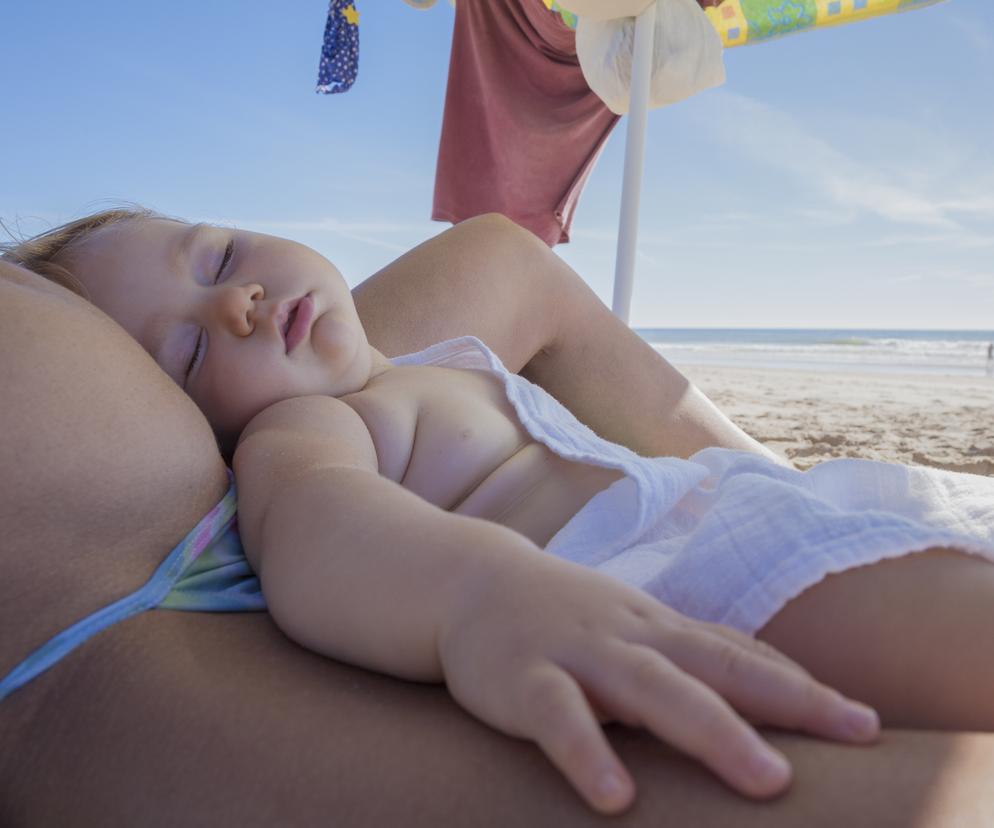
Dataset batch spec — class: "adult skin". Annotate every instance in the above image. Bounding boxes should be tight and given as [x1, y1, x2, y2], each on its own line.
[2, 216, 994, 826]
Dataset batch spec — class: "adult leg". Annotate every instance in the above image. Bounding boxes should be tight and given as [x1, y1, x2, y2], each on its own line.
[354, 214, 778, 461]
[759, 549, 994, 729]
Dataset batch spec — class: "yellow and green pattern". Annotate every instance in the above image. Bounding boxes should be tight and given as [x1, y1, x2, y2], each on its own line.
[541, 0, 944, 48]
[542, 0, 579, 28]
[703, 0, 945, 48]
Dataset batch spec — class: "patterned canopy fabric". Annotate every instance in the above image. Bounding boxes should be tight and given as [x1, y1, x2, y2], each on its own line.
[701, 0, 945, 48]
[544, 0, 944, 46]
[317, 0, 945, 94]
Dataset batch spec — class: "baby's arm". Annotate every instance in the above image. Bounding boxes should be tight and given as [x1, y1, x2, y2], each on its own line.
[233, 393, 546, 682]
[233, 395, 878, 814]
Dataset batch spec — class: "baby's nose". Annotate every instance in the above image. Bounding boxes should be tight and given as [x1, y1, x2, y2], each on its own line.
[214, 283, 264, 336]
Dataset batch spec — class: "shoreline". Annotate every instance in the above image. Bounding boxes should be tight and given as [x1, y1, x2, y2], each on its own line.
[675, 361, 994, 476]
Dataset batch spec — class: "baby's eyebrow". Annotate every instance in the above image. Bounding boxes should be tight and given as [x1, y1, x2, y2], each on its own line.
[172, 222, 210, 275]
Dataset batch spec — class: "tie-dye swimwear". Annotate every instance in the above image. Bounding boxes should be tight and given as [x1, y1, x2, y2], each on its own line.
[0, 473, 264, 702]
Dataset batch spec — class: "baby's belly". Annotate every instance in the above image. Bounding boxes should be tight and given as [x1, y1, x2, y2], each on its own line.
[452, 443, 624, 547]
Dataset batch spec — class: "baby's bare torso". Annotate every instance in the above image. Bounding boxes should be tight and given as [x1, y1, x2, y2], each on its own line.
[342, 365, 622, 547]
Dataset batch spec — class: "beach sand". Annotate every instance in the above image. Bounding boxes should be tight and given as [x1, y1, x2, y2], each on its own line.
[677, 363, 994, 477]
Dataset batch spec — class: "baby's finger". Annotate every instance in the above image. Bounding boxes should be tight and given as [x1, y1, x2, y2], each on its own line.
[519, 665, 634, 814]
[658, 626, 879, 744]
[703, 623, 811, 676]
[584, 644, 793, 799]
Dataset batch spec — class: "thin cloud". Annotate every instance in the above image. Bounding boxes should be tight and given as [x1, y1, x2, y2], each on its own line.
[962, 271, 994, 288]
[636, 248, 661, 267]
[793, 207, 859, 227]
[864, 230, 994, 250]
[884, 269, 994, 288]
[936, 195, 994, 217]
[568, 226, 625, 243]
[883, 272, 927, 285]
[696, 92, 963, 229]
[228, 216, 440, 253]
[946, 13, 994, 54]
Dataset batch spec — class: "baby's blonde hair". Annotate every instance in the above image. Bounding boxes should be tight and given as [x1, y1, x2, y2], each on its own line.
[0, 205, 164, 297]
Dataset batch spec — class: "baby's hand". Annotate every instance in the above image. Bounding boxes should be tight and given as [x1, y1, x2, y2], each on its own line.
[437, 556, 879, 815]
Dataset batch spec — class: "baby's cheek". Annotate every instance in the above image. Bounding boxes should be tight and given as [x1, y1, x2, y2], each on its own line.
[311, 310, 359, 362]
[234, 362, 310, 425]
[198, 365, 262, 436]
[204, 352, 320, 438]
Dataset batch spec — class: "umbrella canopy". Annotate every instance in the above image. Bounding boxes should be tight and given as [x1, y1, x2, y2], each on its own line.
[546, 0, 947, 46]
[704, 0, 946, 48]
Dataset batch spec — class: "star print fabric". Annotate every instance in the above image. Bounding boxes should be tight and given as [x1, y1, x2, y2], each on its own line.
[316, 0, 360, 94]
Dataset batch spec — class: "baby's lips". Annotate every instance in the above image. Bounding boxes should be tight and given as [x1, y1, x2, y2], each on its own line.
[273, 299, 294, 346]
[284, 294, 315, 354]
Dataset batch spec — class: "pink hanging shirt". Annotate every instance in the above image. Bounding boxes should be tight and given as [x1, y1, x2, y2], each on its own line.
[432, 0, 620, 246]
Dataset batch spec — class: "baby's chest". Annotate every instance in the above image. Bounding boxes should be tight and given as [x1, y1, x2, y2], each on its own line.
[356, 367, 531, 508]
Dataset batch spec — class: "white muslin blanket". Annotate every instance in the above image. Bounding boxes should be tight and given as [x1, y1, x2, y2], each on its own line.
[396, 336, 994, 633]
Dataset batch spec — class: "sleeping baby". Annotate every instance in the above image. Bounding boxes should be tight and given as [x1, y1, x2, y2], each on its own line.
[9, 210, 994, 815]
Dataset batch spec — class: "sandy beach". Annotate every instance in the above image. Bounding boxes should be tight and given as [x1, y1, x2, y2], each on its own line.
[677, 363, 994, 477]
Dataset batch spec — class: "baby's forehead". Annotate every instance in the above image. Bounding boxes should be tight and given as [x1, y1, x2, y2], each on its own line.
[102, 216, 186, 243]
[79, 214, 159, 244]
[78, 217, 190, 264]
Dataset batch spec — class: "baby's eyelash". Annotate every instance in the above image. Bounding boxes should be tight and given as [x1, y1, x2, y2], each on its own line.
[184, 238, 234, 386]
[216, 239, 234, 283]
[185, 333, 205, 383]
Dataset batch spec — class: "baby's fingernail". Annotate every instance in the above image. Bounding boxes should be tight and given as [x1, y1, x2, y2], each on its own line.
[747, 747, 790, 788]
[595, 770, 627, 803]
[842, 703, 879, 741]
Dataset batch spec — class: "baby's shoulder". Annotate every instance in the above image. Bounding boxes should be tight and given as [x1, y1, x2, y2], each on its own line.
[342, 373, 426, 481]
[238, 394, 375, 452]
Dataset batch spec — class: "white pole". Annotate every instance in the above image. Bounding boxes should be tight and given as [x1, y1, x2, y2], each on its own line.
[611, 3, 656, 324]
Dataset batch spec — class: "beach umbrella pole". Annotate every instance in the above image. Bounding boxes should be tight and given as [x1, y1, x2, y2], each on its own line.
[611, 2, 656, 325]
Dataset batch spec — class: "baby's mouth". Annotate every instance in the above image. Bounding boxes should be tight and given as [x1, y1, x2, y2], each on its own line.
[283, 294, 315, 355]
[283, 303, 299, 344]
[276, 297, 302, 352]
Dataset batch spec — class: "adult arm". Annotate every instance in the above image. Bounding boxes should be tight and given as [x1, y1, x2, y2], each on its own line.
[353, 214, 780, 462]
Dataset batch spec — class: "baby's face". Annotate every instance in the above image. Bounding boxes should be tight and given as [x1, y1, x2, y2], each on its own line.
[71, 218, 373, 448]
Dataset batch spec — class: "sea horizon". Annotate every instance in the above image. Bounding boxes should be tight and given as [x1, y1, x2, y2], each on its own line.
[635, 328, 994, 377]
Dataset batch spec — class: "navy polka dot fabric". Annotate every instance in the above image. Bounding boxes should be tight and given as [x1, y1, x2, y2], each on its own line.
[316, 0, 360, 94]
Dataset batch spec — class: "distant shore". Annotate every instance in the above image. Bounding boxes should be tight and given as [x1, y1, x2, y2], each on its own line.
[677, 362, 994, 477]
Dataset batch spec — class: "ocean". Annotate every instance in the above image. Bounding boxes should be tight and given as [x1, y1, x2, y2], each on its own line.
[635, 329, 994, 377]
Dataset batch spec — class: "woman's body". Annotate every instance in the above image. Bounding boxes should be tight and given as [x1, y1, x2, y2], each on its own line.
[3, 215, 994, 824]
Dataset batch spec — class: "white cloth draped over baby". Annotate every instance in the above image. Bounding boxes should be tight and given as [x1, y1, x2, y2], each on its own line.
[395, 336, 994, 634]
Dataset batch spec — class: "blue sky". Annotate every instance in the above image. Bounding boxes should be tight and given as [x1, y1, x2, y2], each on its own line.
[2, 1, 991, 328]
